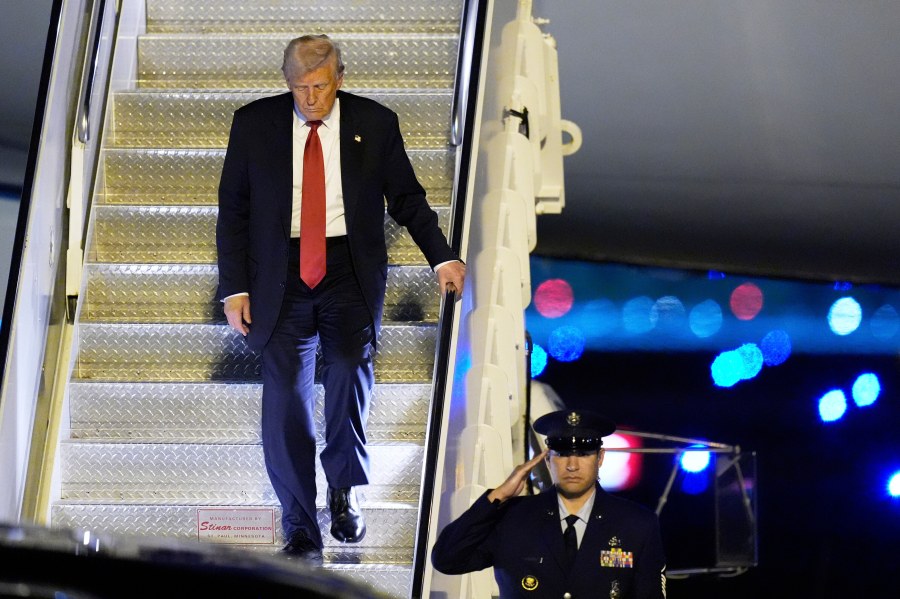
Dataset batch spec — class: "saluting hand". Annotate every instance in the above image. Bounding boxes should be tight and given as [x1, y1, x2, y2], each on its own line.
[487, 449, 549, 504]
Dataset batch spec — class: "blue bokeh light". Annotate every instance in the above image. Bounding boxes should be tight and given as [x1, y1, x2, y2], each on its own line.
[548, 326, 585, 362]
[580, 298, 619, 339]
[711, 350, 744, 388]
[689, 299, 723, 338]
[828, 297, 862, 336]
[530, 343, 548, 378]
[680, 471, 710, 495]
[680, 445, 711, 473]
[650, 296, 687, 334]
[711, 345, 764, 387]
[818, 389, 848, 422]
[889, 471, 900, 498]
[622, 296, 656, 334]
[852, 373, 881, 407]
[871, 304, 899, 340]
[760, 330, 792, 366]
[737, 343, 764, 380]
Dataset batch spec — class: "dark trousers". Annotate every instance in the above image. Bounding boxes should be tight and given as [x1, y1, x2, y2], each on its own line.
[260, 237, 375, 546]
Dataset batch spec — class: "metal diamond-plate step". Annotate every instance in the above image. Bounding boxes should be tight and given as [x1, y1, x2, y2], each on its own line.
[51, 502, 417, 560]
[139, 34, 457, 90]
[87, 205, 450, 265]
[55, 0, 463, 590]
[68, 382, 432, 443]
[74, 323, 436, 382]
[147, 0, 461, 35]
[80, 264, 440, 323]
[81, 264, 223, 323]
[97, 148, 453, 206]
[109, 91, 452, 149]
[59, 442, 423, 503]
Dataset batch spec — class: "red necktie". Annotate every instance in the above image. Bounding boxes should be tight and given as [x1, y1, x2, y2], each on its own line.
[300, 120, 326, 288]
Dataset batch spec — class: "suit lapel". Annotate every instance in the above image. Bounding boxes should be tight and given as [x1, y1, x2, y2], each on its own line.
[269, 92, 294, 240]
[338, 91, 362, 233]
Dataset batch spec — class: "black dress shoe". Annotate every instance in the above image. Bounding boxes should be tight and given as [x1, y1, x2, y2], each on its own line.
[280, 530, 323, 566]
[327, 486, 366, 543]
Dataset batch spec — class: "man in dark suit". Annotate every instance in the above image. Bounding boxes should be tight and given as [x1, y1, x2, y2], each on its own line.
[431, 410, 667, 598]
[216, 35, 465, 564]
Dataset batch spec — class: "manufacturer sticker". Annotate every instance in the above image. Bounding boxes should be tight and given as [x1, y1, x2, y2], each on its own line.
[197, 508, 275, 545]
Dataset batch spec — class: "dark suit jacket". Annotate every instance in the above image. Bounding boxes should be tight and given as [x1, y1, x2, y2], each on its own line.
[431, 484, 667, 599]
[216, 90, 456, 350]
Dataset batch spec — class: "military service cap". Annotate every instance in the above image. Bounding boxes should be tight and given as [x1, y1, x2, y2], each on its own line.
[532, 409, 617, 453]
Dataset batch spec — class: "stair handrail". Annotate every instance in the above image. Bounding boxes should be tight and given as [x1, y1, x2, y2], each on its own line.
[0, 0, 94, 522]
[410, 0, 489, 596]
[65, 0, 118, 318]
[448, 0, 487, 255]
[450, 0, 479, 147]
[411, 286, 458, 598]
[75, 0, 107, 144]
[417, 0, 583, 595]
[1, 0, 122, 524]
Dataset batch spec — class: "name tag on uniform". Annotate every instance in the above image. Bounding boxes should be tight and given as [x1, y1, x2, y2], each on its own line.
[600, 548, 634, 568]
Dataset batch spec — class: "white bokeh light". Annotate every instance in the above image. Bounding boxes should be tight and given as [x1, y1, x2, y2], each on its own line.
[680, 445, 711, 473]
[828, 297, 862, 336]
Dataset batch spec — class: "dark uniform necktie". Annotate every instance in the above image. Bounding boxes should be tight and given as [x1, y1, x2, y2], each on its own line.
[563, 514, 579, 567]
[300, 120, 326, 288]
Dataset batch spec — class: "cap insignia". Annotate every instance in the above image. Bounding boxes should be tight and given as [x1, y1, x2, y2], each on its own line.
[567, 412, 581, 426]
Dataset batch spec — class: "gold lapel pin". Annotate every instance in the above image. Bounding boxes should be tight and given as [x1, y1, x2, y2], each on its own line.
[354, 134, 362, 143]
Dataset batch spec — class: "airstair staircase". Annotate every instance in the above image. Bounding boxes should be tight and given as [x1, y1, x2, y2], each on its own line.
[50, 1, 464, 596]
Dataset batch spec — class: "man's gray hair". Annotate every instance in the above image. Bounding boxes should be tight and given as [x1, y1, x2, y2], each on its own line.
[282, 35, 345, 79]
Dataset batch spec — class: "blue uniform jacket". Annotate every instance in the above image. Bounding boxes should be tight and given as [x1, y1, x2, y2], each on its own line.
[431, 484, 667, 598]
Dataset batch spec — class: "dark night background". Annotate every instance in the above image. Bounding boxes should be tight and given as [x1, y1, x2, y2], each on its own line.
[526, 257, 900, 597]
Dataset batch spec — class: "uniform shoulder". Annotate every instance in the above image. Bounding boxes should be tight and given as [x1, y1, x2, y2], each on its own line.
[498, 489, 555, 520]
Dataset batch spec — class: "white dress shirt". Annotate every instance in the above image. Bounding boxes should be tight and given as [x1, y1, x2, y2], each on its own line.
[291, 98, 346, 237]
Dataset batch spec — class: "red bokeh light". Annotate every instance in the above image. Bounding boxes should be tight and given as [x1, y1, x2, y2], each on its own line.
[599, 433, 643, 491]
[534, 279, 574, 318]
[730, 282, 764, 320]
